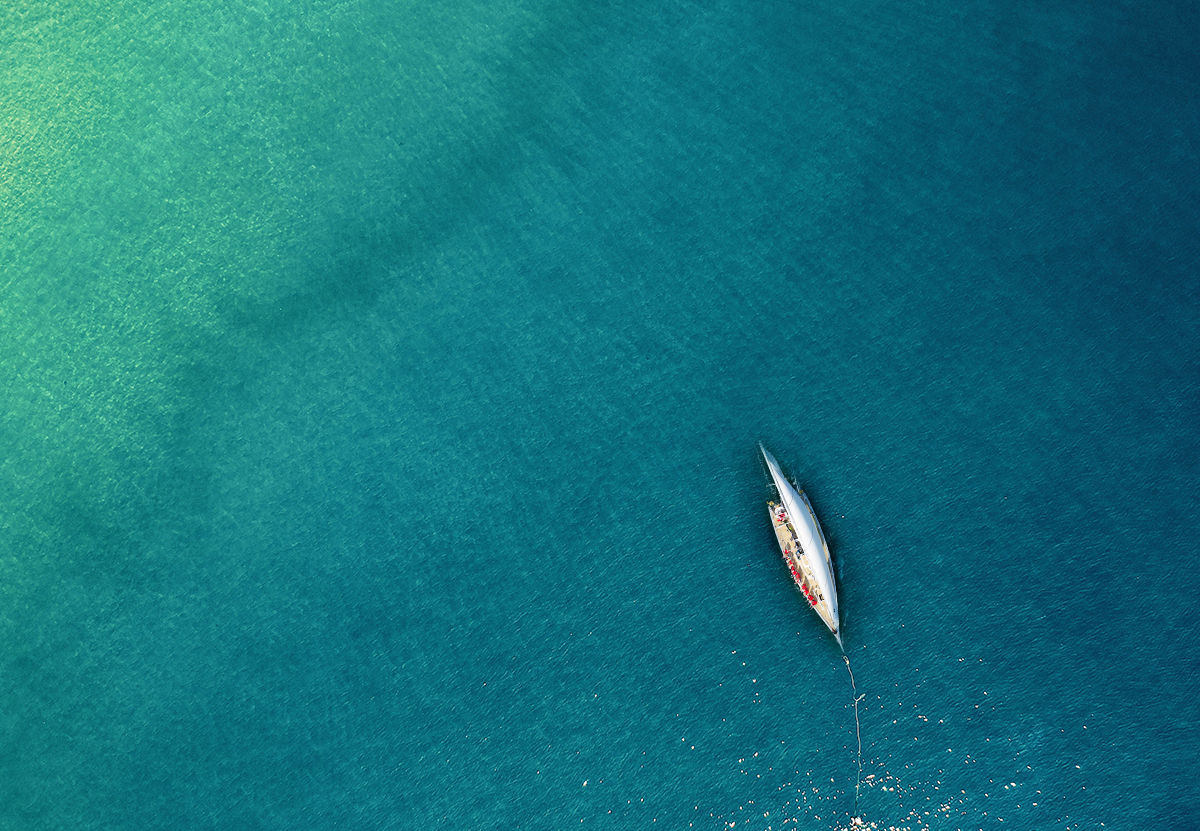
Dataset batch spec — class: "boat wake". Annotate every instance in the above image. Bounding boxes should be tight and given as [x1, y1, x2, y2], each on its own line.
[844, 654, 865, 820]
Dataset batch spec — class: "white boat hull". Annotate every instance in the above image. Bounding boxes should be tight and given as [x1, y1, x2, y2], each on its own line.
[760, 444, 841, 645]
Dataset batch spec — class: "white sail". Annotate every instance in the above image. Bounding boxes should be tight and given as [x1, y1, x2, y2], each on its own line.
[760, 444, 840, 643]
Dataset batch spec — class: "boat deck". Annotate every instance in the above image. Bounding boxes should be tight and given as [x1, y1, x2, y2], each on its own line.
[768, 500, 837, 632]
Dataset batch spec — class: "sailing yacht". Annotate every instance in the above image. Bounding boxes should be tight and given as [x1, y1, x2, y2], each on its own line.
[760, 444, 841, 645]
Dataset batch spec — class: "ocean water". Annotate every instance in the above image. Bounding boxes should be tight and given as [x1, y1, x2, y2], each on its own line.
[2, 0, 1198, 828]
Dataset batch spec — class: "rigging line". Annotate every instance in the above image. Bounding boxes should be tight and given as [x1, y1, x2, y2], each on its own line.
[843, 654, 864, 820]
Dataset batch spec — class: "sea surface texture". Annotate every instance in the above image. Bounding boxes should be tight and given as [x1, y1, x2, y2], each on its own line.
[2, 0, 1197, 828]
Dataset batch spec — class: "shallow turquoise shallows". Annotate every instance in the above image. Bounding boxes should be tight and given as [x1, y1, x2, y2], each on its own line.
[3, 0, 1197, 828]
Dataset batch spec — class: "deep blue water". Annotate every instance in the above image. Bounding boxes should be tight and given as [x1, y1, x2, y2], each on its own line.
[2, 0, 1198, 828]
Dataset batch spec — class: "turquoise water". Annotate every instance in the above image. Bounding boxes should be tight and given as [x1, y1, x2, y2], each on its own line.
[3, 0, 1198, 828]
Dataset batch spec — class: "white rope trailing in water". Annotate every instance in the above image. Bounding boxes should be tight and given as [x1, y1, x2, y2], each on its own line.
[843, 654, 864, 821]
